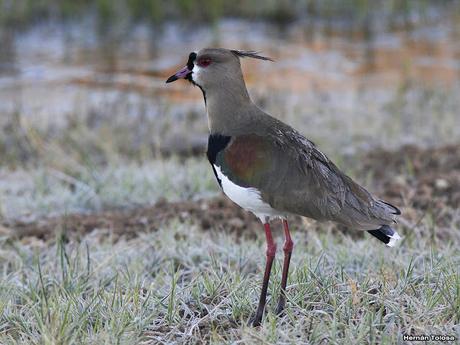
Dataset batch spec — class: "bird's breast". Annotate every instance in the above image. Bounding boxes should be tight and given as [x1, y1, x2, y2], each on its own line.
[206, 133, 284, 221]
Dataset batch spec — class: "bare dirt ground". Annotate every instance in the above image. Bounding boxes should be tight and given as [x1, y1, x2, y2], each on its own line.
[4, 144, 459, 242]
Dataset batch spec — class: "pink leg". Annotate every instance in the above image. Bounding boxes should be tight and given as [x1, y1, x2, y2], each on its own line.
[250, 222, 276, 326]
[275, 219, 294, 315]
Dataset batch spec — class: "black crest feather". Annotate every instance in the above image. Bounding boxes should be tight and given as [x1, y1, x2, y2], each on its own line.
[230, 50, 274, 62]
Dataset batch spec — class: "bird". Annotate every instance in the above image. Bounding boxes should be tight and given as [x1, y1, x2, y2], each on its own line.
[165, 48, 401, 326]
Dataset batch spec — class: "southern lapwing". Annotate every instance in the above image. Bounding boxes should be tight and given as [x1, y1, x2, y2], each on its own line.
[166, 48, 401, 326]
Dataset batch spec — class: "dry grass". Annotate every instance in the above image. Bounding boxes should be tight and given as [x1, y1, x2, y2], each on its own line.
[0, 215, 459, 344]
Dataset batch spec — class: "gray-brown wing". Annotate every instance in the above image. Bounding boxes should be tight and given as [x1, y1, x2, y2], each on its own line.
[251, 127, 398, 229]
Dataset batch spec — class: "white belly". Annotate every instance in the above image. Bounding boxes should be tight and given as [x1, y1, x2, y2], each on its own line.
[213, 165, 285, 222]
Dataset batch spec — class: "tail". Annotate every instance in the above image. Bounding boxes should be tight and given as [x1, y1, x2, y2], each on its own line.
[367, 225, 401, 247]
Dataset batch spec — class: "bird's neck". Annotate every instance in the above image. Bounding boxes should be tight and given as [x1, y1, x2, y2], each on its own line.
[204, 82, 254, 135]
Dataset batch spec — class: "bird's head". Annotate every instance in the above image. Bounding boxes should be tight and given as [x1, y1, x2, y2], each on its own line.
[166, 48, 272, 91]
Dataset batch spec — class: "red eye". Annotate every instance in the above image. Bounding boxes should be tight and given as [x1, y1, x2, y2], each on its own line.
[197, 58, 212, 67]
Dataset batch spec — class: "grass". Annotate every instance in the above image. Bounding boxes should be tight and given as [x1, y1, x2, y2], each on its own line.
[0, 216, 459, 344]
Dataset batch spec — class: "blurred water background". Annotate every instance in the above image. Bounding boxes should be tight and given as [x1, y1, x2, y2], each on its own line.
[0, 0, 459, 220]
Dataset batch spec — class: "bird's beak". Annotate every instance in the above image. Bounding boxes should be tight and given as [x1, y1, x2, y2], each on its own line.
[165, 65, 192, 83]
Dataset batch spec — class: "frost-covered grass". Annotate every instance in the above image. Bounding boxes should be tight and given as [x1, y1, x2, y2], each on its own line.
[0, 158, 217, 221]
[0, 218, 459, 344]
